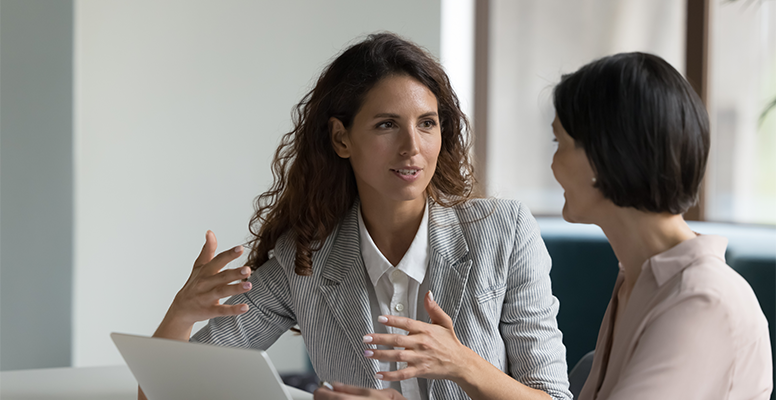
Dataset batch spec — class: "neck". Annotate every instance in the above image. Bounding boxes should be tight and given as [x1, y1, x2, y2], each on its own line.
[596, 207, 696, 301]
[359, 194, 426, 266]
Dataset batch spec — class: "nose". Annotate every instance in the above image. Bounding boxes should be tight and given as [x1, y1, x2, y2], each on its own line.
[399, 125, 420, 157]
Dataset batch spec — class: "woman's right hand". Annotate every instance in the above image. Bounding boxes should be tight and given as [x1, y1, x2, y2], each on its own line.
[153, 230, 253, 341]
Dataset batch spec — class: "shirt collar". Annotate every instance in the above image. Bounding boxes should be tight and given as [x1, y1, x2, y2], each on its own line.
[644, 234, 728, 286]
[358, 200, 430, 287]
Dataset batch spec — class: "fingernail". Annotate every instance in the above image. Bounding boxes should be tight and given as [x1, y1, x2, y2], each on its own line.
[375, 373, 384, 380]
[239, 304, 248, 312]
[377, 315, 388, 323]
[241, 267, 250, 275]
[362, 335, 373, 343]
[428, 290, 435, 303]
[364, 349, 374, 357]
[242, 282, 251, 290]
[233, 245, 243, 253]
[319, 381, 333, 390]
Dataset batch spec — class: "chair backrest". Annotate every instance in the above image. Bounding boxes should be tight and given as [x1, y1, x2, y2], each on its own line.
[729, 257, 775, 400]
[544, 237, 618, 368]
[568, 350, 595, 398]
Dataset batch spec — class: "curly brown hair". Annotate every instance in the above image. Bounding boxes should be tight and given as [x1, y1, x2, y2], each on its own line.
[246, 32, 477, 276]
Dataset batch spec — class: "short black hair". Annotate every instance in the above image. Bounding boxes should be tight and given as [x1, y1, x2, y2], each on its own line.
[553, 52, 709, 215]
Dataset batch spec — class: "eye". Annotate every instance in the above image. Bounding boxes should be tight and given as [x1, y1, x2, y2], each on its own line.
[376, 120, 395, 129]
[419, 119, 438, 129]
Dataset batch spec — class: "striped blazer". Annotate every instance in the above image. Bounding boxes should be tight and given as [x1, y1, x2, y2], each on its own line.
[192, 198, 572, 400]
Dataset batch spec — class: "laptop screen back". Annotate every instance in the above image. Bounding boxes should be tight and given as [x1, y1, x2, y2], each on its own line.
[111, 332, 310, 400]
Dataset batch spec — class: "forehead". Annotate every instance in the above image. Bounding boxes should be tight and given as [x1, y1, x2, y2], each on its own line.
[359, 75, 437, 113]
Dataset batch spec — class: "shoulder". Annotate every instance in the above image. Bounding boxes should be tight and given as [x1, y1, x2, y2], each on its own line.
[433, 198, 547, 268]
[675, 254, 768, 344]
[447, 197, 529, 223]
[445, 198, 540, 236]
[680, 253, 755, 305]
[265, 218, 349, 279]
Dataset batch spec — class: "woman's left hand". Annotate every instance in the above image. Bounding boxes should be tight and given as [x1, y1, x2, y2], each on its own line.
[361, 291, 477, 383]
[313, 382, 405, 400]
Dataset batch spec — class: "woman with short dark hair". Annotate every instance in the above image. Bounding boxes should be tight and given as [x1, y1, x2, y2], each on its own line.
[145, 33, 572, 400]
[552, 52, 772, 400]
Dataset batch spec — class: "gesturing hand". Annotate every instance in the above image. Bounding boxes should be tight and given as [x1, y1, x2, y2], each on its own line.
[166, 231, 253, 327]
[313, 382, 406, 400]
[362, 291, 477, 383]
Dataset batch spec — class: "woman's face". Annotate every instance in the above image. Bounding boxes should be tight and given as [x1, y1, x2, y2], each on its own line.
[331, 74, 441, 209]
[551, 115, 605, 223]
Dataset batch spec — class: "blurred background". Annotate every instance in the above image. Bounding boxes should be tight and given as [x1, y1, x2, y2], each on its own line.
[1, 0, 774, 375]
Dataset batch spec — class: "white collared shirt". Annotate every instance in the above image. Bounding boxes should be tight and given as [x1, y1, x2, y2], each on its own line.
[358, 202, 430, 400]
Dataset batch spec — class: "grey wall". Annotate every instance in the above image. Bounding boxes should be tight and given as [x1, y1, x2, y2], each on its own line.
[0, 0, 74, 370]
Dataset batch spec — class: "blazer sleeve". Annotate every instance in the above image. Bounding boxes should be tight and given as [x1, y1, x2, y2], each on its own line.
[502, 202, 572, 400]
[190, 256, 297, 350]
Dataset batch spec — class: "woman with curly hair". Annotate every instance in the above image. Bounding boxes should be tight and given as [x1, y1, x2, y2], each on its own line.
[145, 32, 571, 400]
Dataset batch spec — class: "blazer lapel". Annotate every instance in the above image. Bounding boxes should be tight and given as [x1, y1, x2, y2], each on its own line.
[426, 201, 472, 324]
[426, 202, 472, 399]
[317, 200, 381, 387]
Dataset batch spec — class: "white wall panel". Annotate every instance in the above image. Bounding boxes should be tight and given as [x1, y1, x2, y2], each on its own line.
[73, 0, 440, 369]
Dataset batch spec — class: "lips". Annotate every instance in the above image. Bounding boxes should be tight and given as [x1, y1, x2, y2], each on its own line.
[390, 167, 423, 182]
[391, 168, 420, 176]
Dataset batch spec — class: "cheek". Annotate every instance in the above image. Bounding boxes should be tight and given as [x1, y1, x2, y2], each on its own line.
[426, 134, 442, 162]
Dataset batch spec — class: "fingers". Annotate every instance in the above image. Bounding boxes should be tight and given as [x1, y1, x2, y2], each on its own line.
[376, 367, 421, 382]
[375, 314, 425, 333]
[211, 279, 252, 300]
[212, 302, 249, 317]
[313, 383, 406, 400]
[192, 230, 246, 276]
[208, 266, 252, 288]
[187, 265, 251, 301]
[423, 291, 453, 329]
[312, 383, 371, 399]
[203, 244, 245, 275]
[365, 348, 421, 365]
[331, 382, 375, 395]
[363, 333, 417, 349]
[194, 230, 218, 268]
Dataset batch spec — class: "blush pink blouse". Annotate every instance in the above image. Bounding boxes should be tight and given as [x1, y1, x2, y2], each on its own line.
[578, 235, 772, 400]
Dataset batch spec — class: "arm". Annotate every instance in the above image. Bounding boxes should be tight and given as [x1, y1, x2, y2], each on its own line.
[498, 203, 570, 399]
[139, 231, 254, 400]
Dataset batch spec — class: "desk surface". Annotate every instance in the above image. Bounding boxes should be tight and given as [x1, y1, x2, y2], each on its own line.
[0, 365, 137, 400]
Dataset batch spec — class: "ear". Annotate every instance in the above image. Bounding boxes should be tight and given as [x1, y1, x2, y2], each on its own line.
[329, 117, 351, 158]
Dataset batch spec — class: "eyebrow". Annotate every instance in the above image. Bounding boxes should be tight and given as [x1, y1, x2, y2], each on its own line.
[372, 111, 439, 119]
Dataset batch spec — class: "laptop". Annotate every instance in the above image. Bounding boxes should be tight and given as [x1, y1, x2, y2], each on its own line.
[111, 332, 313, 400]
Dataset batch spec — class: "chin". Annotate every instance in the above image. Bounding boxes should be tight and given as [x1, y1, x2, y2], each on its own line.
[393, 191, 427, 204]
[391, 183, 430, 202]
[561, 207, 575, 223]
[561, 204, 582, 224]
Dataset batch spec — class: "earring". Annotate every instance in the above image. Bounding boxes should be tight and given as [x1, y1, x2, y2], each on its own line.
[591, 177, 597, 183]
